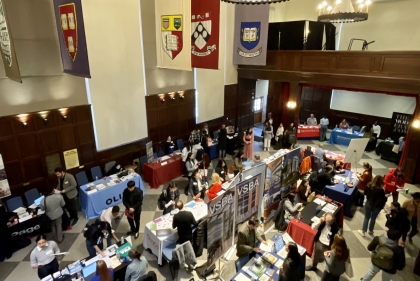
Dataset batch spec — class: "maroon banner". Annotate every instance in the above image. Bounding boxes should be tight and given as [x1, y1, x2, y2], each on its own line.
[53, 0, 90, 78]
[191, 0, 219, 69]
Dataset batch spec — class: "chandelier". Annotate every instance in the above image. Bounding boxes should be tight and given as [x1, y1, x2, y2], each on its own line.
[317, 0, 370, 23]
[221, 0, 289, 4]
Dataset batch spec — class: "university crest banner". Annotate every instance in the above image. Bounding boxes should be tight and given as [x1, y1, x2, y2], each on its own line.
[233, 4, 269, 65]
[191, 0, 219, 69]
[53, 0, 90, 78]
[155, 0, 191, 71]
[0, 0, 21, 83]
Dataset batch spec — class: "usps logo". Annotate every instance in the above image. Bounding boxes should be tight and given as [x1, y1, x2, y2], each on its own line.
[191, 12, 216, 57]
[237, 21, 262, 58]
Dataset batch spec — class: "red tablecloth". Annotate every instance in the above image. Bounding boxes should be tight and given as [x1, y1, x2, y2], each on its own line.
[297, 125, 320, 138]
[286, 219, 317, 256]
[143, 155, 183, 188]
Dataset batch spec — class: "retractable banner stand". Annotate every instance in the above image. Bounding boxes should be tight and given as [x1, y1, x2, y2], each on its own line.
[391, 112, 412, 142]
[236, 174, 261, 225]
[155, 0, 192, 71]
[53, 0, 90, 77]
[207, 187, 235, 267]
[233, 4, 269, 65]
[0, 0, 21, 82]
[263, 155, 284, 217]
[191, 0, 220, 69]
[0, 154, 11, 199]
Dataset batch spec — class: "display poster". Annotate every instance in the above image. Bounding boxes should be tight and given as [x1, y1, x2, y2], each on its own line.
[63, 149, 79, 170]
[0, 154, 11, 199]
[146, 141, 154, 163]
[263, 155, 283, 217]
[391, 112, 412, 142]
[236, 174, 261, 225]
[207, 187, 235, 267]
[281, 148, 301, 188]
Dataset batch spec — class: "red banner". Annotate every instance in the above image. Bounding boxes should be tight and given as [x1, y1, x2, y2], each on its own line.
[191, 0, 219, 69]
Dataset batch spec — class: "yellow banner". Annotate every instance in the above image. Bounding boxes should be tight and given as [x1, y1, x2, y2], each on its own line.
[161, 15, 183, 31]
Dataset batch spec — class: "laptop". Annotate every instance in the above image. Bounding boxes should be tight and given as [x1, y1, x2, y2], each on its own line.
[82, 262, 97, 280]
[156, 228, 172, 236]
[34, 196, 45, 206]
[117, 170, 129, 178]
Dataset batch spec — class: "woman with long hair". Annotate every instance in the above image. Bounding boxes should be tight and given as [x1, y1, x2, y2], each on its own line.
[297, 179, 311, 204]
[207, 173, 223, 201]
[185, 152, 198, 179]
[243, 127, 254, 159]
[355, 162, 373, 207]
[275, 123, 284, 150]
[215, 159, 227, 181]
[91, 260, 113, 281]
[218, 124, 227, 159]
[358, 176, 387, 237]
[284, 193, 302, 223]
[125, 250, 148, 281]
[157, 182, 180, 215]
[322, 234, 350, 281]
[384, 167, 406, 203]
[279, 242, 301, 281]
[263, 121, 274, 151]
[339, 119, 348, 129]
[234, 151, 244, 172]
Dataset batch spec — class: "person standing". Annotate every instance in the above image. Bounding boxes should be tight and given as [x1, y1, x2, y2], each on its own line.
[218, 124, 227, 159]
[283, 123, 296, 148]
[30, 235, 60, 279]
[91, 260, 114, 281]
[275, 123, 284, 149]
[172, 200, 198, 244]
[157, 183, 180, 215]
[163, 136, 176, 155]
[202, 123, 209, 136]
[125, 250, 148, 281]
[236, 217, 267, 257]
[396, 136, 405, 165]
[320, 116, 329, 142]
[189, 128, 201, 145]
[54, 167, 79, 226]
[243, 128, 254, 159]
[402, 192, 420, 244]
[39, 188, 65, 243]
[355, 162, 373, 207]
[306, 213, 339, 271]
[122, 181, 143, 239]
[263, 121, 274, 151]
[279, 242, 301, 281]
[373, 121, 381, 139]
[99, 206, 121, 246]
[384, 168, 406, 203]
[360, 229, 405, 281]
[358, 176, 387, 237]
[84, 221, 110, 257]
[322, 234, 350, 281]
[307, 114, 317, 125]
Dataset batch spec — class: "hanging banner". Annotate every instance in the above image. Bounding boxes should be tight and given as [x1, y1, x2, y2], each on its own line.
[207, 187, 235, 267]
[0, 154, 11, 199]
[391, 112, 412, 142]
[155, 0, 191, 71]
[0, 0, 21, 83]
[191, 0, 219, 69]
[236, 174, 261, 225]
[263, 154, 284, 217]
[233, 4, 269, 65]
[53, 0, 90, 78]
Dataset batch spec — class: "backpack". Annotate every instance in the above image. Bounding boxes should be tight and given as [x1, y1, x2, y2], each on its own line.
[372, 244, 395, 271]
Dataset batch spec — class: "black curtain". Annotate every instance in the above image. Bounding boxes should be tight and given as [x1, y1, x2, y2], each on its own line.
[279, 21, 305, 50]
[306, 22, 324, 50]
[267, 23, 282, 50]
[324, 23, 336, 50]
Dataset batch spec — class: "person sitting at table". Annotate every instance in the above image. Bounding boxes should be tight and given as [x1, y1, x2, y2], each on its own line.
[384, 167, 406, 203]
[314, 143, 326, 164]
[84, 221, 111, 257]
[332, 160, 345, 175]
[284, 193, 302, 223]
[251, 154, 261, 166]
[207, 173, 223, 201]
[363, 124, 377, 152]
[314, 165, 338, 194]
[307, 113, 317, 125]
[172, 200, 198, 244]
[123, 181, 143, 239]
[279, 242, 301, 281]
[30, 234, 60, 279]
[297, 179, 312, 204]
[99, 206, 121, 246]
[283, 123, 296, 148]
[339, 119, 348, 129]
[185, 152, 199, 180]
[234, 151, 244, 172]
[157, 182, 180, 215]
[355, 162, 373, 207]
[236, 216, 267, 258]
[215, 159, 228, 181]
[163, 136, 176, 155]
[125, 249, 148, 281]
[39, 187, 65, 243]
[189, 170, 206, 200]
[91, 260, 114, 281]
[306, 212, 339, 271]
[322, 234, 350, 281]
[106, 163, 124, 176]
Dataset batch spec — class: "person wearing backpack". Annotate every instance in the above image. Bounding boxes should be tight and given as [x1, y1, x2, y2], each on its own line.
[360, 229, 405, 281]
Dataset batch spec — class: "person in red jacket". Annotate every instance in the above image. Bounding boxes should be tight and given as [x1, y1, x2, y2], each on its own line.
[384, 168, 405, 203]
[207, 173, 223, 201]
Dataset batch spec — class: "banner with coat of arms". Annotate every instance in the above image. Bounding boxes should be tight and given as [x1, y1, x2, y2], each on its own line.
[0, 0, 21, 83]
[53, 0, 90, 78]
[233, 4, 269, 66]
[191, 0, 219, 69]
[155, 0, 191, 71]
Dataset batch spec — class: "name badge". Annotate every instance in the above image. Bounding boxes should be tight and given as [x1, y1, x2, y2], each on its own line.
[65, 181, 69, 184]
[46, 250, 53, 255]
[221, 171, 224, 174]
[193, 182, 197, 185]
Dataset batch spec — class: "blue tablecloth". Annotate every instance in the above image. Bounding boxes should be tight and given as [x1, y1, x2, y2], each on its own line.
[329, 128, 364, 146]
[324, 170, 358, 218]
[231, 233, 306, 281]
[208, 143, 219, 160]
[79, 174, 145, 219]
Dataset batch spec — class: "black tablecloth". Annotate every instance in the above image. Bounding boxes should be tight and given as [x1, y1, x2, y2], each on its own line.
[8, 214, 49, 238]
[375, 141, 398, 162]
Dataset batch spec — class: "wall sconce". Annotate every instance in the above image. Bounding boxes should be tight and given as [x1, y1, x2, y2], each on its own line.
[286, 101, 297, 109]
[159, 94, 165, 103]
[58, 108, 68, 120]
[17, 114, 29, 127]
[169, 92, 176, 100]
[178, 91, 185, 99]
[22, 122, 27, 127]
[38, 111, 49, 124]
[413, 120, 420, 129]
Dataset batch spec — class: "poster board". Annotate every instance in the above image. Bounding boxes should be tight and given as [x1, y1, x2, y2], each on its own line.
[63, 149, 79, 170]
[146, 141, 154, 163]
[0, 154, 11, 199]
[344, 138, 369, 170]
[236, 174, 261, 225]
[391, 112, 412, 142]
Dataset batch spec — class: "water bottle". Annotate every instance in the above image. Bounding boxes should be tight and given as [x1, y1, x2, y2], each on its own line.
[121, 236, 125, 244]
[76, 270, 82, 279]
[335, 124, 337, 128]
[95, 176, 98, 181]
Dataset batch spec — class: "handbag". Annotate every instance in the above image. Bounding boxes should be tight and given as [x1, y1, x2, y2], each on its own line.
[345, 259, 354, 278]
[125, 209, 134, 219]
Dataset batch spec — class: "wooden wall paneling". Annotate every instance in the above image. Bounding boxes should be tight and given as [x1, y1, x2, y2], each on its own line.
[23, 157, 45, 182]
[59, 127, 77, 150]
[74, 106, 92, 123]
[13, 116, 36, 135]
[79, 143, 96, 165]
[76, 122, 94, 145]
[55, 109, 74, 127]
[0, 117, 13, 137]
[18, 133, 39, 159]
[0, 137, 19, 163]
[34, 112, 56, 131]
[4, 161, 23, 187]
[40, 131, 60, 153]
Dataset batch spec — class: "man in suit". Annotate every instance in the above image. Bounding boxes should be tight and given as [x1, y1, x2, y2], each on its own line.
[54, 167, 79, 226]
[172, 200, 198, 244]
[123, 181, 143, 239]
[39, 187, 65, 243]
[236, 217, 267, 257]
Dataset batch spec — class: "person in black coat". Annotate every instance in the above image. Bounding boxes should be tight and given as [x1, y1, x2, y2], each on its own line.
[105, 163, 124, 176]
[193, 219, 207, 257]
[172, 200, 198, 244]
[218, 124, 227, 159]
[314, 165, 337, 194]
[157, 183, 180, 215]
[189, 170, 206, 200]
[386, 202, 410, 243]
[163, 136, 176, 155]
[215, 159, 228, 182]
[280, 242, 301, 281]
[122, 181, 143, 239]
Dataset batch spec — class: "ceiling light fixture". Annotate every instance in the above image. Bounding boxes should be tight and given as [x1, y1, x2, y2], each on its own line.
[317, 0, 370, 23]
[221, 0, 289, 4]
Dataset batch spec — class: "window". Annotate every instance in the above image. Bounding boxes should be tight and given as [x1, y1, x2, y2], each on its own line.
[253, 97, 262, 112]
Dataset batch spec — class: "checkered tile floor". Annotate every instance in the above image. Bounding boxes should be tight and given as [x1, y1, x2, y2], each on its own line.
[1, 138, 419, 281]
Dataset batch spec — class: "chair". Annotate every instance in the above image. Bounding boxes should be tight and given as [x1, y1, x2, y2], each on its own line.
[104, 161, 116, 174]
[24, 188, 41, 206]
[162, 242, 179, 280]
[213, 130, 219, 139]
[235, 254, 250, 272]
[140, 155, 148, 168]
[6, 196, 24, 212]
[153, 153, 157, 159]
[176, 139, 184, 151]
[157, 149, 165, 157]
[90, 166, 103, 180]
[75, 171, 89, 186]
[352, 125, 361, 132]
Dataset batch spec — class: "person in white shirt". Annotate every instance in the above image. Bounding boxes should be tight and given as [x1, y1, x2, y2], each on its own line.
[372, 121, 381, 139]
[319, 116, 329, 142]
[100, 206, 121, 246]
[307, 114, 317, 125]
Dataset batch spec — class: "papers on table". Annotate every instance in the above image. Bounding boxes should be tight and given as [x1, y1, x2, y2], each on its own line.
[397, 188, 409, 194]
[313, 198, 327, 206]
[282, 232, 293, 244]
[28, 203, 37, 209]
[41, 275, 53, 281]
[311, 216, 320, 224]
[278, 246, 288, 259]
[19, 215, 32, 222]
[259, 274, 272, 281]
[13, 207, 27, 214]
[274, 259, 284, 268]
[100, 256, 113, 268]
[160, 155, 171, 161]
[85, 255, 100, 266]
[259, 240, 274, 252]
[96, 183, 106, 190]
[160, 161, 168, 166]
[322, 203, 338, 213]
[217, 190, 225, 196]
[53, 252, 69, 256]
[279, 233, 306, 256]
[37, 209, 45, 215]
[87, 189, 97, 195]
[109, 256, 122, 268]
[18, 212, 30, 219]
[234, 272, 250, 281]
